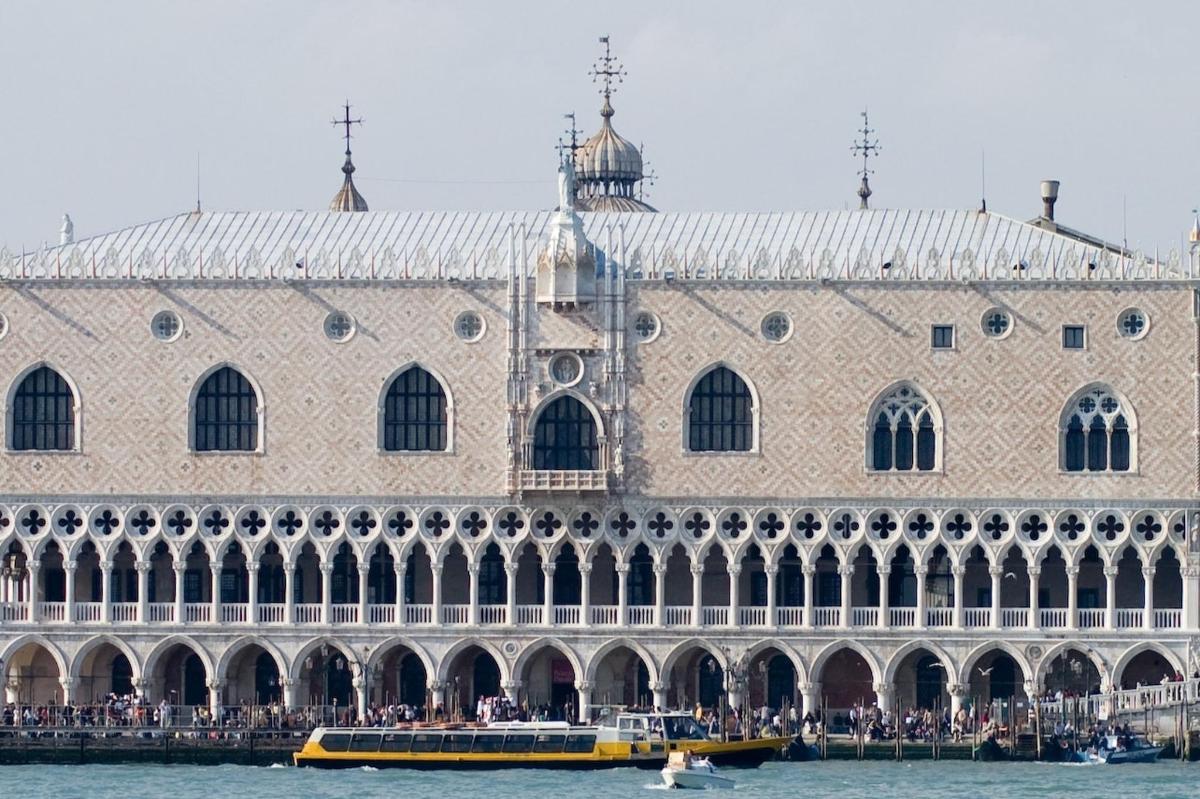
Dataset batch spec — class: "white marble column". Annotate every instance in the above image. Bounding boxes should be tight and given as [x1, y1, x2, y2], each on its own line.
[281, 678, 296, 709]
[136, 561, 151, 624]
[616, 564, 629, 626]
[952, 565, 965, 628]
[394, 562, 407, 625]
[653, 563, 667, 626]
[578, 563, 592, 627]
[799, 681, 821, 718]
[100, 560, 114, 624]
[209, 562, 223, 624]
[504, 562, 518, 626]
[1143, 567, 1155, 630]
[802, 564, 815, 629]
[27, 560, 40, 623]
[989, 566, 1002, 629]
[727, 565, 741, 627]
[575, 679, 594, 723]
[208, 679, 224, 723]
[247, 562, 260, 625]
[765, 565, 778, 628]
[873, 681, 893, 712]
[63, 563, 77, 624]
[839, 564, 854, 627]
[357, 563, 370, 625]
[1183, 564, 1199, 631]
[652, 681, 668, 712]
[467, 563, 480, 626]
[319, 562, 333, 625]
[283, 561, 296, 625]
[1066, 566, 1079, 630]
[948, 681, 966, 719]
[1104, 566, 1117, 629]
[1028, 566, 1041, 628]
[173, 562, 186, 624]
[690, 563, 703, 628]
[877, 566, 890, 628]
[430, 563, 443, 626]
[915, 564, 928, 628]
[542, 563, 556, 626]
[354, 674, 368, 720]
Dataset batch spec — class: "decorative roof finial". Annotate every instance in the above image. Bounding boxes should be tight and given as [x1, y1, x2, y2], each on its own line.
[590, 35, 626, 120]
[850, 109, 881, 210]
[329, 101, 368, 212]
[1190, 209, 1200, 245]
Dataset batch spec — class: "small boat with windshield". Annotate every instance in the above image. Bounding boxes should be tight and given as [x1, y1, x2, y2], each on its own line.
[293, 711, 789, 769]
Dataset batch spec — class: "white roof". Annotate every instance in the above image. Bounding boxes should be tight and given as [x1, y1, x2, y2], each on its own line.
[0, 208, 1184, 282]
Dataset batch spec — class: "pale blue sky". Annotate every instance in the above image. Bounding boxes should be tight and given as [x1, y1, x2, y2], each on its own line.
[1, 0, 1197, 251]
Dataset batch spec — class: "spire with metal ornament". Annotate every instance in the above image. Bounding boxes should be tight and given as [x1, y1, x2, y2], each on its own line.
[329, 101, 368, 212]
[851, 109, 881, 210]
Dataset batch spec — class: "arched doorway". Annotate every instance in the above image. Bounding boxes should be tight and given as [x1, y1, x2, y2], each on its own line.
[892, 648, 948, 710]
[375, 643, 428, 709]
[443, 644, 502, 720]
[223, 643, 282, 705]
[153, 643, 208, 707]
[817, 647, 874, 711]
[747, 646, 796, 711]
[518, 645, 578, 721]
[665, 645, 724, 712]
[966, 649, 1025, 705]
[1119, 649, 1177, 689]
[77, 641, 135, 702]
[590, 644, 652, 712]
[1044, 648, 1102, 696]
[3, 641, 62, 705]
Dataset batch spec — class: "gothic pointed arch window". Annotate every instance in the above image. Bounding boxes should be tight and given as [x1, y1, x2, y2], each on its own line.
[685, 365, 755, 452]
[192, 366, 260, 452]
[382, 366, 449, 452]
[1060, 384, 1133, 473]
[8, 365, 78, 451]
[532, 395, 598, 470]
[867, 383, 939, 472]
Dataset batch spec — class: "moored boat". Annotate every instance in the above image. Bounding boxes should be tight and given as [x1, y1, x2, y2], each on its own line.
[293, 711, 789, 769]
[1089, 733, 1162, 764]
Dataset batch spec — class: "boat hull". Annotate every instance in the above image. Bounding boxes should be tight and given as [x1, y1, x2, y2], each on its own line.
[1094, 746, 1162, 764]
[661, 767, 735, 790]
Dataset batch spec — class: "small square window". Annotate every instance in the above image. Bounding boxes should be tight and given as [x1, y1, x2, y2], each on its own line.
[931, 325, 955, 350]
[1063, 325, 1086, 350]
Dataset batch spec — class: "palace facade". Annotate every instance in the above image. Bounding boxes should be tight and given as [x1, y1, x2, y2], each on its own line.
[2, 54, 1199, 722]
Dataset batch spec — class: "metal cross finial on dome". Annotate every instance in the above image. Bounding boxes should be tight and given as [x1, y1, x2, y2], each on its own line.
[329, 101, 368, 212]
[590, 35, 626, 117]
[850, 109, 881, 210]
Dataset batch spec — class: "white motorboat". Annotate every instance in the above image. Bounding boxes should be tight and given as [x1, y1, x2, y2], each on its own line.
[660, 753, 735, 790]
[1089, 733, 1163, 764]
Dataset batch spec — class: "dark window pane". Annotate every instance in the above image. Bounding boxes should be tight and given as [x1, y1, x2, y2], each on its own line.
[687, 367, 752, 452]
[872, 414, 892, 471]
[383, 367, 447, 452]
[894, 414, 914, 471]
[11, 366, 75, 451]
[194, 367, 257, 452]
[931, 325, 954, 349]
[1063, 326, 1085, 349]
[916, 415, 936, 470]
[1110, 415, 1130, 472]
[1064, 415, 1085, 471]
[1087, 415, 1108, 472]
[532, 396, 598, 470]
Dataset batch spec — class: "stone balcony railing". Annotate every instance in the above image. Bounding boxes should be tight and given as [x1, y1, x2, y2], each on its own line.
[3, 601, 1185, 632]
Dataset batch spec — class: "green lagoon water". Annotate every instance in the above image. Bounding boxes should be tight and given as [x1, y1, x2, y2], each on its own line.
[0, 760, 1194, 799]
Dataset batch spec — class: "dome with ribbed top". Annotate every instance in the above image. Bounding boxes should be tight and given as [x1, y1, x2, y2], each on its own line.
[572, 98, 655, 213]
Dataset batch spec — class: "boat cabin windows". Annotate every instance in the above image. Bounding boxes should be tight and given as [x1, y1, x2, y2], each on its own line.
[411, 734, 442, 753]
[563, 734, 597, 753]
[661, 716, 708, 741]
[532, 734, 565, 754]
[441, 734, 474, 753]
[319, 732, 352, 752]
[380, 733, 412, 752]
[349, 734, 381, 752]
[470, 735, 506, 753]
[502, 734, 536, 753]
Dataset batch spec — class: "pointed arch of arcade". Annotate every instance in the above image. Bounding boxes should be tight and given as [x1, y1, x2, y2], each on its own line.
[526, 388, 606, 440]
[660, 637, 730, 680]
[810, 639, 884, 686]
[583, 637, 661, 686]
[69, 634, 143, 684]
[1033, 640, 1110, 688]
[882, 639, 957, 686]
[214, 635, 289, 684]
[142, 634, 216, 683]
[288, 636, 364, 681]
[435, 637, 512, 685]
[365, 637, 437, 680]
[0, 633, 69, 679]
[1111, 642, 1185, 687]
[957, 641, 1034, 687]
[742, 639, 809, 686]
[512, 638, 585, 684]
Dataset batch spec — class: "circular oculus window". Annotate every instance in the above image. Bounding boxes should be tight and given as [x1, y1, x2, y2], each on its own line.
[760, 312, 793, 343]
[632, 311, 661, 343]
[151, 310, 183, 342]
[454, 310, 485, 342]
[1116, 307, 1148, 340]
[323, 311, 356, 342]
[980, 308, 1013, 339]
